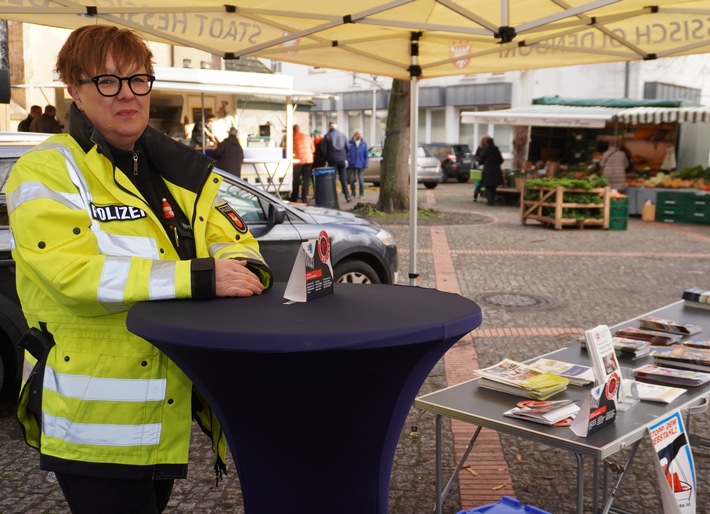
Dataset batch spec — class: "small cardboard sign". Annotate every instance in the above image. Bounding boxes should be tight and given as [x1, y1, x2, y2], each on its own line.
[570, 371, 619, 438]
[283, 230, 334, 302]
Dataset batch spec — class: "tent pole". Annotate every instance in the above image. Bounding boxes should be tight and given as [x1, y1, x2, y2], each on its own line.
[200, 92, 206, 153]
[408, 32, 422, 287]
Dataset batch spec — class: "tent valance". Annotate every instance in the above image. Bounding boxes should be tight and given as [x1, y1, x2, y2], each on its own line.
[461, 105, 624, 128]
[462, 104, 710, 127]
[613, 106, 710, 124]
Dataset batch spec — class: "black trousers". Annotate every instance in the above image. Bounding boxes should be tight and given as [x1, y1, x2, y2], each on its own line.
[290, 163, 313, 202]
[55, 473, 175, 514]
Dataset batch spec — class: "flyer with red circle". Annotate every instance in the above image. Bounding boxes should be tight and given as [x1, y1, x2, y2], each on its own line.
[284, 230, 334, 302]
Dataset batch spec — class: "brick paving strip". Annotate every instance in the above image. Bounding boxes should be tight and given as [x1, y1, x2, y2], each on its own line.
[423, 190, 590, 510]
[424, 189, 516, 509]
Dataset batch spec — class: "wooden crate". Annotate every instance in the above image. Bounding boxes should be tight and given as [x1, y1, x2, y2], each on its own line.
[520, 185, 610, 230]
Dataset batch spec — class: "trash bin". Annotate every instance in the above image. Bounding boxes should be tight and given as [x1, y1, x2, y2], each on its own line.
[313, 167, 339, 209]
[456, 496, 551, 514]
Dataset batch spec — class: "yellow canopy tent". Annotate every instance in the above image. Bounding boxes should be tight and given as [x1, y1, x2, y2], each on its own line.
[4, 0, 710, 282]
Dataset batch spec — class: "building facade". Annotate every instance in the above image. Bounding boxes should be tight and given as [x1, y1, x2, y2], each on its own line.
[277, 56, 710, 159]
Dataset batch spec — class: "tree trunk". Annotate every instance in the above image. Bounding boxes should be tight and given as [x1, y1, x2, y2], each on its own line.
[511, 125, 529, 169]
[376, 78, 410, 213]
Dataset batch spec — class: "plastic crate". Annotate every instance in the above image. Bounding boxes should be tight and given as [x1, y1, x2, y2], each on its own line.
[456, 496, 551, 514]
[610, 198, 629, 218]
[609, 217, 628, 230]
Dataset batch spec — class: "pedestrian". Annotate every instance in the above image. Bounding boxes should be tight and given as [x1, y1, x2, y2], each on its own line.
[29, 104, 62, 133]
[472, 135, 489, 202]
[346, 129, 369, 199]
[7, 24, 272, 514]
[213, 127, 245, 178]
[18, 105, 42, 132]
[289, 124, 315, 203]
[478, 137, 504, 206]
[599, 140, 630, 193]
[323, 121, 350, 202]
[190, 112, 218, 149]
[312, 129, 326, 168]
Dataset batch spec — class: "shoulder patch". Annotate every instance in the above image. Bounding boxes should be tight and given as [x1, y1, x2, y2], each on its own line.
[216, 203, 248, 233]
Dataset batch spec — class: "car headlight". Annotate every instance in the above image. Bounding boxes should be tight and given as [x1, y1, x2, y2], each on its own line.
[376, 228, 396, 246]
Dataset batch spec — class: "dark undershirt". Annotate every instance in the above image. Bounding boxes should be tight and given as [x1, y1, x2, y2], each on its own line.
[107, 142, 196, 260]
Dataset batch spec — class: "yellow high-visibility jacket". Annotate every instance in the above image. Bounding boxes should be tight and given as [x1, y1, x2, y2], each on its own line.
[7, 105, 271, 479]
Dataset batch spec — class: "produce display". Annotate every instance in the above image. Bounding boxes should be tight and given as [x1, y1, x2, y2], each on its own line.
[626, 166, 710, 190]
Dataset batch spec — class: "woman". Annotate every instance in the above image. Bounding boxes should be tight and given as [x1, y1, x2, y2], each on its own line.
[472, 135, 489, 202]
[478, 137, 504, 206]
[8, 25, 272, 513]
[346, 129, 369, 199]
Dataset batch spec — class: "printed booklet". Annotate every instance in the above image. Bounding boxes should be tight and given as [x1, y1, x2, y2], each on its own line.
[503, 399, 579, 426]
[528, 358, 594, 386]
[475, 359, 569, 400]
[635, 382, 687, 404]
[633, 364, 710, 388]
[651, 345, 710, 373]
[638, 316, 702, 336]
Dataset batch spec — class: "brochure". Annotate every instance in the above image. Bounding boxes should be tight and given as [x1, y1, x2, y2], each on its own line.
[475, 359, 569, 400]
[584, 325, 621, 387]
[633, 364, 710, 388]
[635, 382, 687, 404]
[503, 399, 579, 426]
[528, 358, 594, 386]
[651, 345, 710, 373]
[612, 336, 652, 359]
[614, 327, 682, 346]
[638, 316, 702, 336]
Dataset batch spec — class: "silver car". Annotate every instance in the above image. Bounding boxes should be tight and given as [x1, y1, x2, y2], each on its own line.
[364, 145, 444, 189]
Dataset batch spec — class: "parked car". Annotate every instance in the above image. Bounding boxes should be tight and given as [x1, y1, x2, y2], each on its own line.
[422, 143, 473, 183]
[0, 133, 398, 400]
[364, 145, 445, 189]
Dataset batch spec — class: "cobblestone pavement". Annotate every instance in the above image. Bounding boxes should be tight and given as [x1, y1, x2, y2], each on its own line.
[2, 182, 710, 514]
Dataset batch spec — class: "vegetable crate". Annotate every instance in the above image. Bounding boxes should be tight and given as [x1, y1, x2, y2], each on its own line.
[609, 198, 629, 231]
[521, 185, 611, 230]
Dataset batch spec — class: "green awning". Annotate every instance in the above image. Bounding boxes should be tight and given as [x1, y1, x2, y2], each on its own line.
[532, 97, 698, 108]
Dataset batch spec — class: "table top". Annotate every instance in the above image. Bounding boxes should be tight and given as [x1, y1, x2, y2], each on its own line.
[127, 282, 482, 352]
[415, 300, 710, 459]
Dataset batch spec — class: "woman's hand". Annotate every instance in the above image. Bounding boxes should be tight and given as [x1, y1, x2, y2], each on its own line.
[215, 258, 265, 297]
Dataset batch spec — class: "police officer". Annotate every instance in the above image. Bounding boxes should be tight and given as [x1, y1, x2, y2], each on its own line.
[7, 25, 272, 514]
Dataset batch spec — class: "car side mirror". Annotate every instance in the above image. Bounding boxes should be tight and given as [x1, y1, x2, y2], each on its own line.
[267, 203, 286, 226]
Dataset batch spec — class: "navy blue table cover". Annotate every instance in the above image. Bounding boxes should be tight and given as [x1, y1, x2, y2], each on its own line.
[127, 283, 482, 514]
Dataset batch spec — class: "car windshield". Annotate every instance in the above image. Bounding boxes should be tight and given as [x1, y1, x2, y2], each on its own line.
[418, 146, 431, 157]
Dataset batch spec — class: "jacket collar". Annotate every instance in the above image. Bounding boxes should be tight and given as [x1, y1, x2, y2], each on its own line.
[67, 102, 214, 193]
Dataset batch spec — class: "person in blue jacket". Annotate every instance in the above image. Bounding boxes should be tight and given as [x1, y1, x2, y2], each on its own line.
[346, 129, 369, 199]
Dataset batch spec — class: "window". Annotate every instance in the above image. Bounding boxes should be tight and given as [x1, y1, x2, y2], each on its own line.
[217, 183, 266, 223]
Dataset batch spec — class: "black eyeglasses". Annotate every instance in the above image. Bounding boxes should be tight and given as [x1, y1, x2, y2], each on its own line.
[78, 74, 156, 97]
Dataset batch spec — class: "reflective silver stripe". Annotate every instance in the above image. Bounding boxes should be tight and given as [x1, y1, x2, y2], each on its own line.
[48, 143, 159, 259]
[208, 242, 232, 256]
[7, 181, 84, 215]
[149, 261, 177, 300]
[44, 366, 166, 402]
[98, 256, 131, 312]
[43, 412, 162, 447]
[94, 230, 160, 259]
[22, 358, 34, 382]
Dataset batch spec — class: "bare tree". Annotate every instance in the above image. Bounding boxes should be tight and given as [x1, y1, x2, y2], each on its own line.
[0, 21, 8, 70]
[511, 125, 529, 169]
[375, 78, 411, 213]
